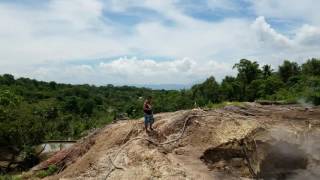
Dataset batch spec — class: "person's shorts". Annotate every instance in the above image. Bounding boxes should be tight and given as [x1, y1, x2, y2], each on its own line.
[144, 114, 154, 126]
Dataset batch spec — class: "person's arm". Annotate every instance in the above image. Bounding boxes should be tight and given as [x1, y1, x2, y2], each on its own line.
[144, 103, 152, 111]
[143, 102, 149, 110]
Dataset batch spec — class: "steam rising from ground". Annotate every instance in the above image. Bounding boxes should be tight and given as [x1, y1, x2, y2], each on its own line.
[297, 98, 314, 108]
[267, 127, 320, 180]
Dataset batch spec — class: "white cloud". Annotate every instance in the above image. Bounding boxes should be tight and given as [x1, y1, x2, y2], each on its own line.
[105, 0, 192, 24]
[0, 0, 128, 66]
[49, 0, 104, 30]
[251, 16, 293, 49]
[12, 57, 234, 85]
[249, 0, 320, 25]
[0, 0, 320, 85]
[248, 16, 320, 65]
[0, 0, 254, 67]
[295, 25, 320, 47]
[133, 18, 255, 60]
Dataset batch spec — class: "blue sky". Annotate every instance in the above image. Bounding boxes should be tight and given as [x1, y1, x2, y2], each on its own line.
[0, 0, 320, 85]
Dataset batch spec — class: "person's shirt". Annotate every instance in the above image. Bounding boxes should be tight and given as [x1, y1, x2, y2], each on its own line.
[143, 101, 152, 115]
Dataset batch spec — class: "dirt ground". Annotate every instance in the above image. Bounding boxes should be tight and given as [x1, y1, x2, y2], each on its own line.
[32, 103, 320, 180]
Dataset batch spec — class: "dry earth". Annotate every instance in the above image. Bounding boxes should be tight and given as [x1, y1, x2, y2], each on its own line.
[30, 103, 320, 180]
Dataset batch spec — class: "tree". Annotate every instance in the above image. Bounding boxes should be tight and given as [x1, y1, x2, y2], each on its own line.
[246, 79, 264, 101]
[0, 90, 46, 171]
[49, 81, 57, 90]
[80, 99, 95, 115]
[220, 76, 241, 101]
[63, 96, 80, 113]
[176, 89, 193, 109]
[233, 59, 261, 100]
[260, 75, 284, 97]
[0, 74, 15, 85]
[302, 58, 320, 76]
[262, 64, 273, 78]
[191, 76, 221, 105]
[233, 59, 261, 84]
[278, 60, 301, 83]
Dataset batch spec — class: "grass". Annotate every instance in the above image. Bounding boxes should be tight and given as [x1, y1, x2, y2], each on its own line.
[0, 175, 22, 180]
[36, 165, 58, 178]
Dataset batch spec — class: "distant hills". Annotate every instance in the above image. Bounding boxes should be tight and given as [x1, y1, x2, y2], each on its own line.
[133, 84, 192, 90]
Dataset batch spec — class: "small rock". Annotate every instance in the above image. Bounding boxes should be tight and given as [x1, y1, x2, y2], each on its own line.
[174, 148, 186, 155]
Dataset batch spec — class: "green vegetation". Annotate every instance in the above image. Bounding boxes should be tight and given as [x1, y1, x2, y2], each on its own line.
[36, 165, 57, 178]
[0, 58, 319, 173]
[0, 174, 21, 180]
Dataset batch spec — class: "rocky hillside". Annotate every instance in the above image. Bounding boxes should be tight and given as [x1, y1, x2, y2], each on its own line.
[27, 103, 320, 180]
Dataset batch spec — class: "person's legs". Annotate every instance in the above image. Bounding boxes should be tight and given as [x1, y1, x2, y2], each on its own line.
[149, 115, 154, 131]
[144, 114, 149, 132]
[145, 123, 149, 132]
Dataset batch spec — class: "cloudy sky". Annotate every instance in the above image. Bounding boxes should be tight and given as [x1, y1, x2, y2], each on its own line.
[1, 0, 320, 86]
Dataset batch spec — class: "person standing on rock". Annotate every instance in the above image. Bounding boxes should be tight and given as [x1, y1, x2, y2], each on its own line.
[143, 96, 154, 132]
